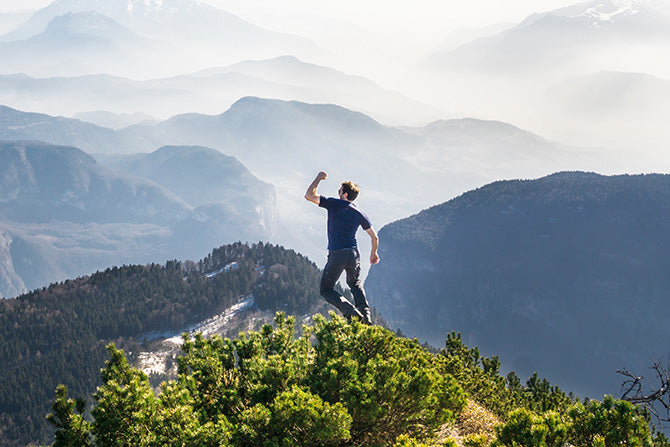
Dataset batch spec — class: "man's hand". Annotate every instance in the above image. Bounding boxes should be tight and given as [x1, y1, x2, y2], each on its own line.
[305, 171, 327, 204]
[370, 252, 380, 265]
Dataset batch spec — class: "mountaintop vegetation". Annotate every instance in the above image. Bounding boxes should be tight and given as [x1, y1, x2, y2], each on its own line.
[45, 313, 669, 447]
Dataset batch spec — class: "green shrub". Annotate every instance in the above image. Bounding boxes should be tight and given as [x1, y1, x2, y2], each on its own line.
[494, 397, 655, 447]
[47, 312, 466, 447]
[494, 408, 566, 447]
[310, 314, 466, 445]
[566, 396, 652, 447]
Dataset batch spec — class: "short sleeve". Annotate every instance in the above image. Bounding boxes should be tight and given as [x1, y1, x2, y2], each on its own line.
[318, 196, 331, 209]
[359, 212, 372, 230]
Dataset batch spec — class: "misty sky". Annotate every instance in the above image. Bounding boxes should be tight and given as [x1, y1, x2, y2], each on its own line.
[6, 0, 580, 38]
[1, 0, 581, 89]
[206, 0, 578, 33]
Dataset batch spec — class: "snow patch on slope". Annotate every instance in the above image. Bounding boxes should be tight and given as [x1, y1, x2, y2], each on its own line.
[164, 296, 254, 345]
[204, 261, 239, 278]
[136, 296, 255, 376]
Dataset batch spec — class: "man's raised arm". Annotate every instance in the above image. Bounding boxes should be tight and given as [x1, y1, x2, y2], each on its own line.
[305, 171, 327, 205]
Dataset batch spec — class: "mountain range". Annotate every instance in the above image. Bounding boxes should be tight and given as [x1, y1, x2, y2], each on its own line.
[2, 0, 668, 157]
[0, 141, 276, 298]
[0, 0, 317, 77]
[0, 11, 170, 77]
[430, 0, 670, 76]
[0, 97, 616, 279]
[0, 104, 130, 152]
[365, 171, 670, 399]
[410, 0, 670, 155]
[0, 96, 613, 204]
[0, 55, 441, 126]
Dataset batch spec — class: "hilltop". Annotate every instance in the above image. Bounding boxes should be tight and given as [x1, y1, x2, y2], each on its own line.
[0, 242, 329, 446]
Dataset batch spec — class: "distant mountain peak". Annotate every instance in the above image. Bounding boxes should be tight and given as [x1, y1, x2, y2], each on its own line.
[224, 96, 386, 131]
[548, 0, 670, 22]
[433, 0, 670, 75]
[1, 0, 317, 71]
[577, 1, 641, 24]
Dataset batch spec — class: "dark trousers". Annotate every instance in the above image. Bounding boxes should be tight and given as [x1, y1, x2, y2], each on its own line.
[320, 247, 371, 323]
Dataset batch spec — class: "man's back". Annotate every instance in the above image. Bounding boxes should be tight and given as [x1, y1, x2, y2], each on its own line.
[319, 196, 371, 250]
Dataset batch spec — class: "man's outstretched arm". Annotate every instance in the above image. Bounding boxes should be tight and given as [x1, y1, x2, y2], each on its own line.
[305, 171, 327, 205]
[366, 227, 380, 264]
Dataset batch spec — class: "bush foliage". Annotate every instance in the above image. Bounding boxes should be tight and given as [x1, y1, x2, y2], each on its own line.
[441, 333, 669, 447]
[48, 313, 466, 446]
[46, 315, 669, 446]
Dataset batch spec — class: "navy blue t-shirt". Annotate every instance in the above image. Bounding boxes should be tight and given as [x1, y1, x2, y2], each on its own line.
[319, 196, 372, 250]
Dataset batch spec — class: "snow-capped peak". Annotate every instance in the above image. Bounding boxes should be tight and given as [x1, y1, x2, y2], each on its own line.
[577, 0, 640, 23]
[543, 0, 669, 21]
[122, 0, 201, 14]
[123, 0, 167, 17]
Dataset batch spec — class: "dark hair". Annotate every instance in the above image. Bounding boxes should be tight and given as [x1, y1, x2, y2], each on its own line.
[341, 181, 360, 201]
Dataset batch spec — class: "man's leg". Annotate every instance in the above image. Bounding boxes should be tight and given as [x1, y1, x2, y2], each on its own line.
[345, 248, 371, 324]
[320, 250, 364, 319]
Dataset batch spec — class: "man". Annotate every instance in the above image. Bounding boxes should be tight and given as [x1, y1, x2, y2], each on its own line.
[304, 171, 379, 324]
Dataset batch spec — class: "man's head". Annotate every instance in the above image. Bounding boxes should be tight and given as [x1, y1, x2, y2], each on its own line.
[338, 181, 360, 201]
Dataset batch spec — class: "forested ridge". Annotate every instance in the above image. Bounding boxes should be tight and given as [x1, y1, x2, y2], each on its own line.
[0, 242, 327, 446]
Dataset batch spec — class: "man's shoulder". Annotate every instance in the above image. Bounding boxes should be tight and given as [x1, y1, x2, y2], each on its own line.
[320, 196, 348, 208]
[318, 195, 332, 208]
